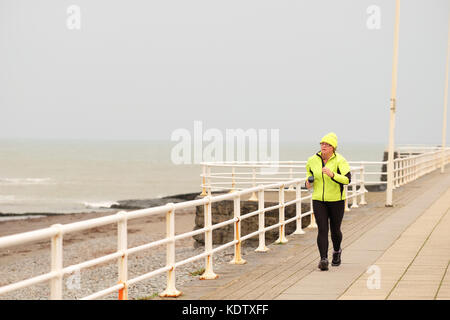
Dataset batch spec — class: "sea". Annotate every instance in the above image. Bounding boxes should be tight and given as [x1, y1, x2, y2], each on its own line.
[0, 139, 386, 217]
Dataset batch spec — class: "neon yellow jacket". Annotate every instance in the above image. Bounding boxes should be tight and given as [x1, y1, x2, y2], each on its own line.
[306, 152, 351, 202]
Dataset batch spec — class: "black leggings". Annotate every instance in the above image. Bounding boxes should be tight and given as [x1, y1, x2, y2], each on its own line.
[312, 200, 345, 259]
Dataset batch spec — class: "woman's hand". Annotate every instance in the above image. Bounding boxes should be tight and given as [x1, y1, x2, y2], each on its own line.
[322, 167, 335, 178]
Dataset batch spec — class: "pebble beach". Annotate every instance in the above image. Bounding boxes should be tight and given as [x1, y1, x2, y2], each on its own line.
[0, 207, 254, 300]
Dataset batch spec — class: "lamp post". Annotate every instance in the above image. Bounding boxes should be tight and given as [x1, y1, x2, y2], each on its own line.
[386, 0, 401, 207]
[441, 13, 450, 174]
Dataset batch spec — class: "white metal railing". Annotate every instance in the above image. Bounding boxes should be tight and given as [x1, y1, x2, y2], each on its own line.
[200, 161, 382, 196]
[0, 167, 367, 300]
[199, 147, 450, 196]
[396, 145, 444, 154]
[392, 148, 450, 188]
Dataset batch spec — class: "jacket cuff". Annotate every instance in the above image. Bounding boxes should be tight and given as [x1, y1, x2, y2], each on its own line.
[332, 173, 349, 185]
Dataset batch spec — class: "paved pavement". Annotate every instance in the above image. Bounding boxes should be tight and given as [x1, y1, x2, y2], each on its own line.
[160, 169, 450, 300]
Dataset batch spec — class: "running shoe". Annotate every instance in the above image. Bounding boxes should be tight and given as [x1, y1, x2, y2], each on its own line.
[332, 249, 342, 266]
[318, 258, 329, 271]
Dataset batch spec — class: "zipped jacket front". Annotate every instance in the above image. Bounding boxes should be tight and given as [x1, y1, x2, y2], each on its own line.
[305, 152, 351, 202]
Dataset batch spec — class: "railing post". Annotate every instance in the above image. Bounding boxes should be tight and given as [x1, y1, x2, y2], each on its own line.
[403, 158, 407, 185]
[344, 185, 350, 212]
[288, 162, 294, 191]
[422, 155, 426, 176]
[200, 196, 219, 278]
[275, 185, 288, 244]
[405, 157, 408, 184]
[308, 192, 318, 228]
[416, 155, 421, 176]
[207, 165, 212, 196]
[418, 156, 421, 177]
[229, 166, 236, 193]
[359, 167, 367, 205]
[410, 152, 413, 181]
[414, 158, 417, 180]
[404, 158, 408, 183]
[117, 211, 128, 300]
[405, 158, 409, 183]
[351, 172, 359, 208]
[50, 224, 63, 300]
[160, 203, 181, 297]
[249, 166, 258, 201]
[420, 155, 424, 177]
[200, 164, 207, 196]
[255, 187, 269, 252]
[230, 194, 247, 264]
[294, 182, 305, 235]
[393, 160, 398, 189]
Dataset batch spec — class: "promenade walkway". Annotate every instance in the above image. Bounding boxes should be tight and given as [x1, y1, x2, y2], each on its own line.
[165, 169, 450, 300]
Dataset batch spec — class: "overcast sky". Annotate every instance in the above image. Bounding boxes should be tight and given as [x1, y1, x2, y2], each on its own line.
[0, 0, 449, 145]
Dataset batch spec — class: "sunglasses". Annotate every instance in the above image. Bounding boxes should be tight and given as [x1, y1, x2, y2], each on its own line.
[320, 142, 332, 147]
